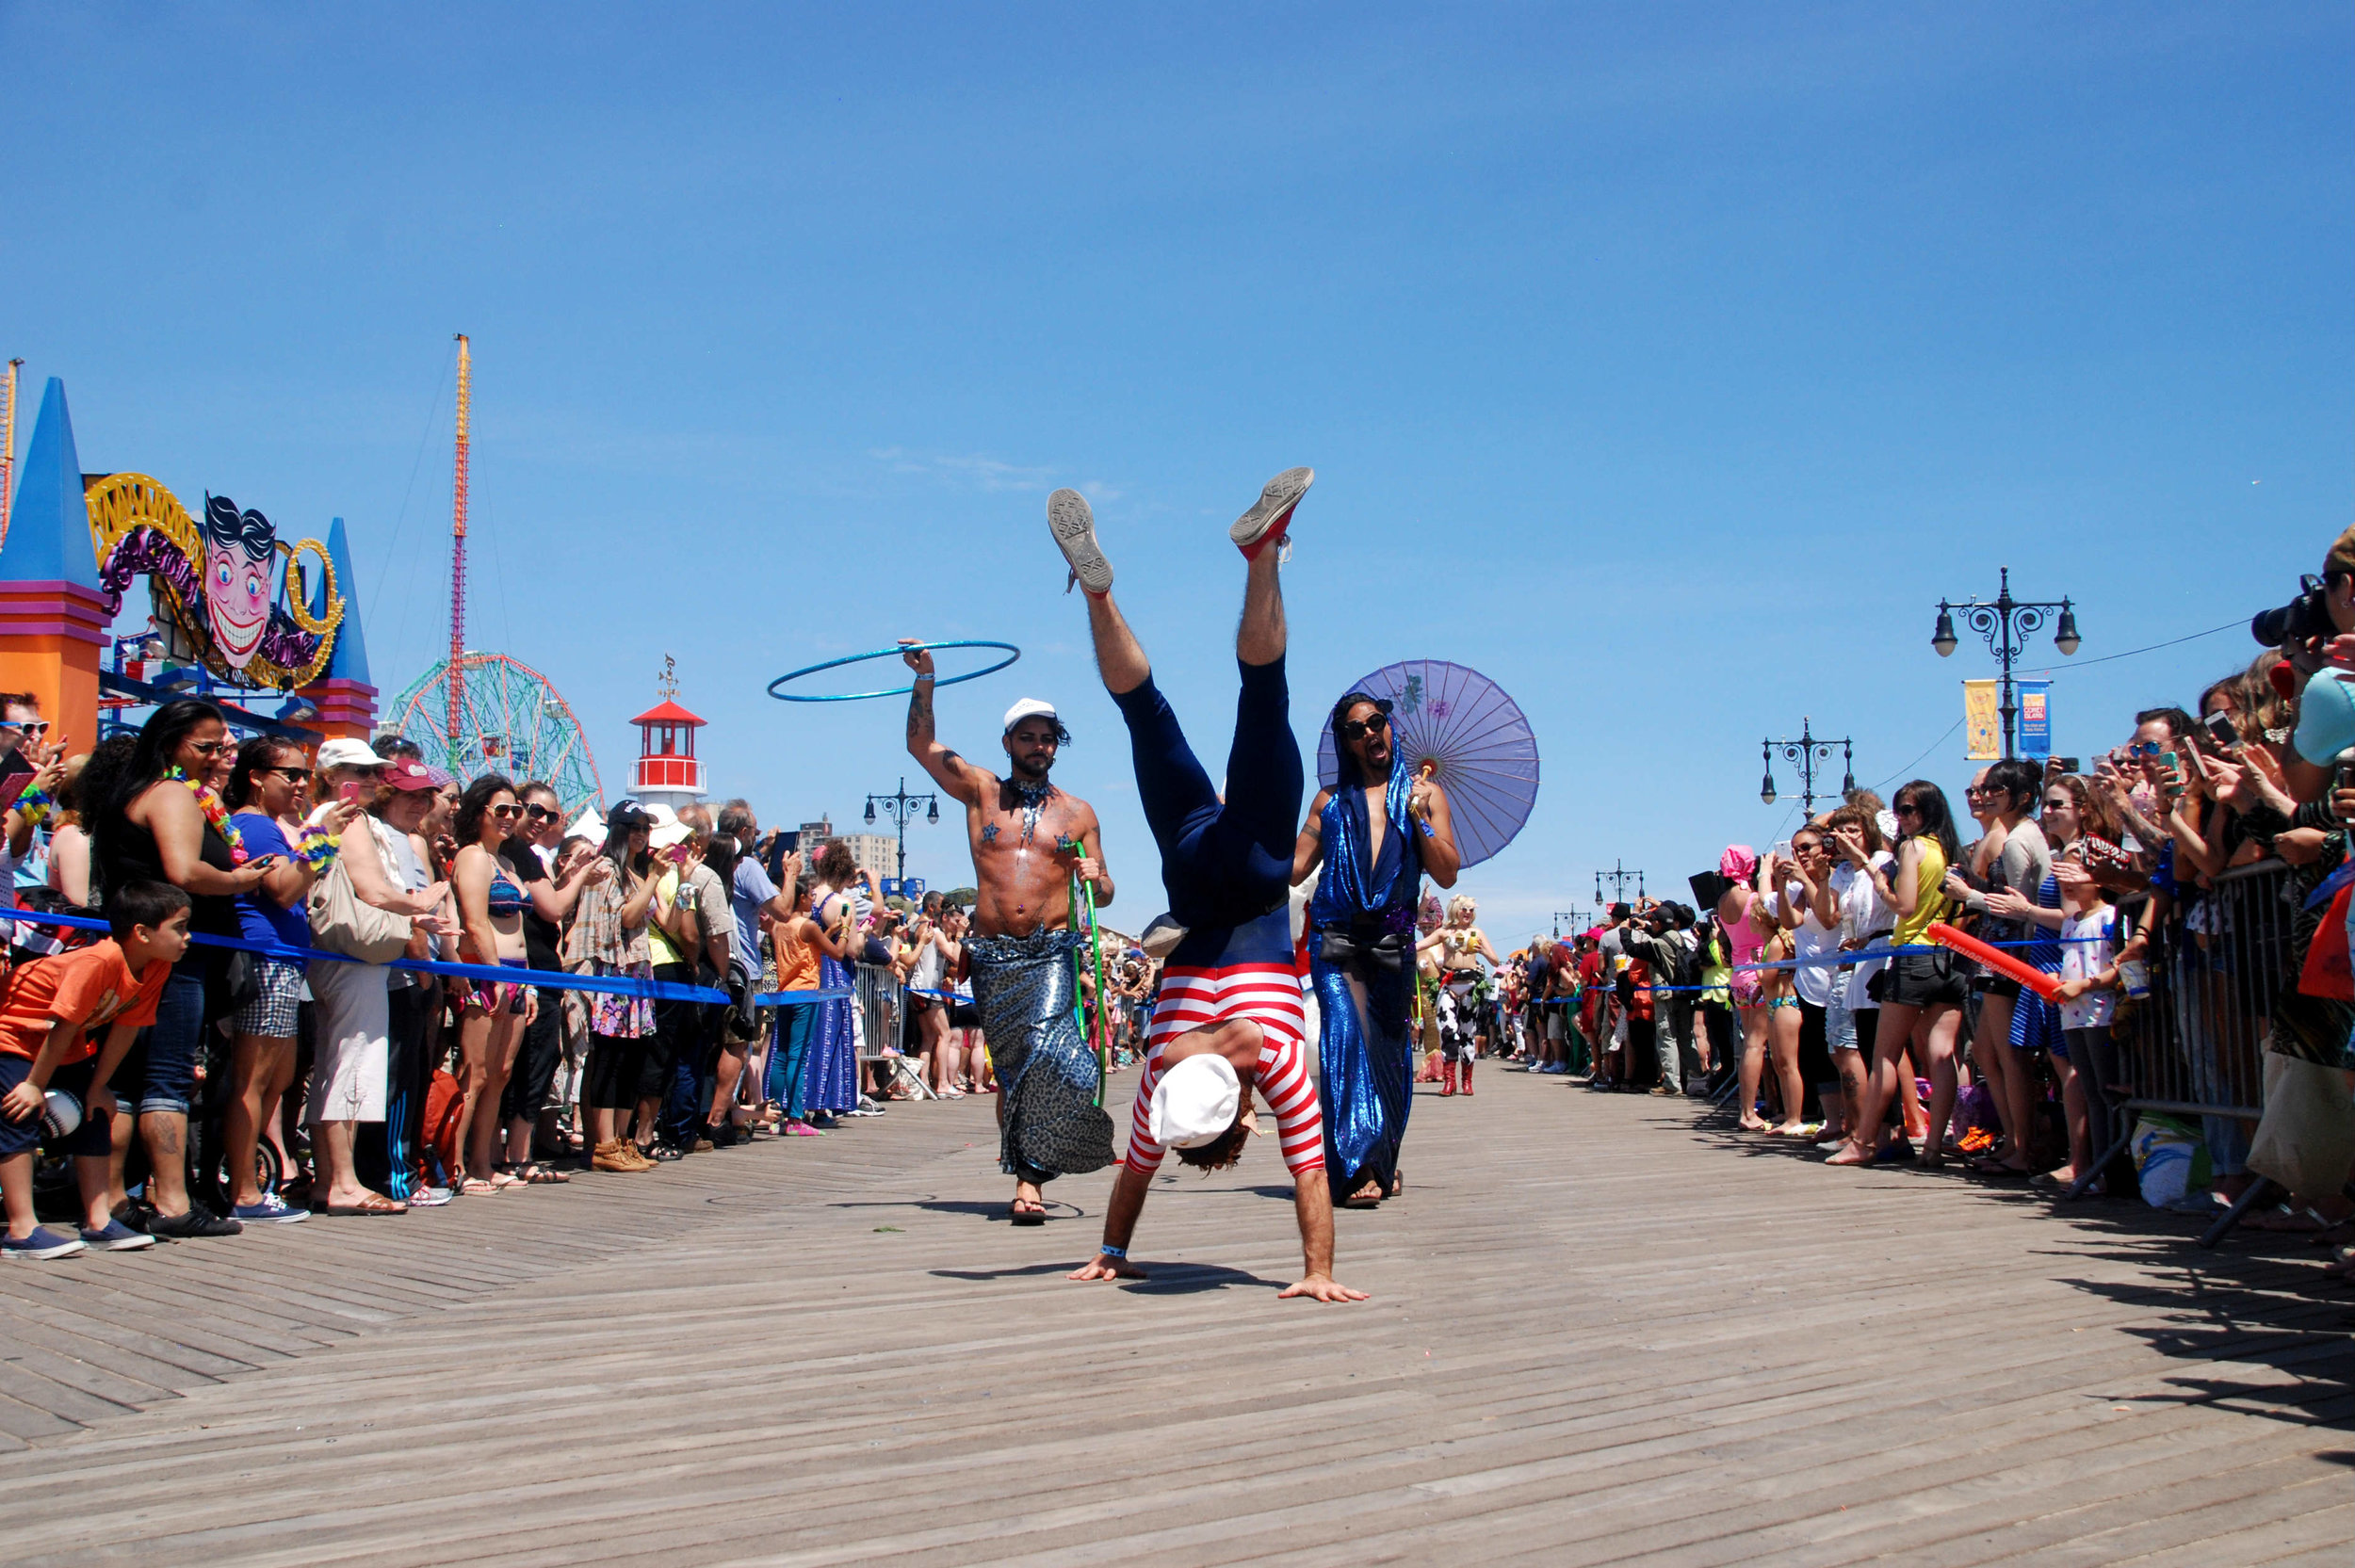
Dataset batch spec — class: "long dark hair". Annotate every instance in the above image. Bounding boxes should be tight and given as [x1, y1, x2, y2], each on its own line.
[225, 736, 301, 811]
[96, 700, 227, 875]
[453, 773, 517, 848]
[1892, 779, 1962, 868]
[702, 830, 742, 887]
[1328, 691, 1394, 790]
[602, 816, 651, 877]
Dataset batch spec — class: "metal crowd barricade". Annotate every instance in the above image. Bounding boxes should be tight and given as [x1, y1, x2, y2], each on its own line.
[2067, 857, 2292, 1246]
[854, 962, 934, 1100]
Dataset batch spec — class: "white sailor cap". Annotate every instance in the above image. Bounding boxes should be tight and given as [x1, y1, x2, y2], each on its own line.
[1003, 697, 1060, 735]
[1148, 1053, 1242, 1149]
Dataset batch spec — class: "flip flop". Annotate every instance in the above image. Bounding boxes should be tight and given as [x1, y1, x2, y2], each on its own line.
[1009, 1202, 1048, 1227]
[321, 1193, 407, 1216]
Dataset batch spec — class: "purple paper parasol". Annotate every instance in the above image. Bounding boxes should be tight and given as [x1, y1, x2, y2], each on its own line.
[1316, 659, 1539, 870]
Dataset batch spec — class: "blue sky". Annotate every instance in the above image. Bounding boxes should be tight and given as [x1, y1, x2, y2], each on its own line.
[4, 4, 2347, 938]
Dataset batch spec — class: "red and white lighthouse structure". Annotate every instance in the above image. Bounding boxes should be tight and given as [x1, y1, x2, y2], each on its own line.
[629, 658, 706, 817]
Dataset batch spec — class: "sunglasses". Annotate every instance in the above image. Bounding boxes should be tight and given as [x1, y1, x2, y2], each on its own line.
[264, 766, 311, 784]
[1894, 803, 1923, 816]
[490, 803, 525, 819]
[2126, 740, 2162, 757]
[1338, 709, 1391, 742]
[1963, 784, 1991, 797]
[525, 804, 557, 821]
[187, 738, 232, 758]
[2042, 796, 2072, 810]
[1, 720, 49, 742]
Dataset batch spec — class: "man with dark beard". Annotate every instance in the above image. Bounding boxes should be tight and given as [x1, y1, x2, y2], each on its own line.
[1294, 691, 1460, 1206]
[903, 653, 1114, 1224]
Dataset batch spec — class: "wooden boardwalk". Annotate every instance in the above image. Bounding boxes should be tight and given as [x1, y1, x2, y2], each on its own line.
[0, 1069, 2347, 1565]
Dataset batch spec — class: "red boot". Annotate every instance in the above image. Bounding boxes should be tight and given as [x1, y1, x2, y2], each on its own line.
[1439, 1060, 1457, 1097]
[1460, 1059, 1475, 1096]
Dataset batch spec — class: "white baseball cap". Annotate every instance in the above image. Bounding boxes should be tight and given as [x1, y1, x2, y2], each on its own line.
[1003, 697, 1059, 735]
[317, 737, 385, 770]
[1149, 1053, 1242, 1149]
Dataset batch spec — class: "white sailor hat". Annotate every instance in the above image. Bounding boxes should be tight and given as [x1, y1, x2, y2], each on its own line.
[1003, 697, 1060, 734]
[1148, 1053, 1242, 1149]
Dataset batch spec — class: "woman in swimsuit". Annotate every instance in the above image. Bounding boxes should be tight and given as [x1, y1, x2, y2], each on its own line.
[451, 774, 539, 1193]
[1714, 846, 1781, 1132]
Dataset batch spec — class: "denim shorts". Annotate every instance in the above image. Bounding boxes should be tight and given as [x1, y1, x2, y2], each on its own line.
[0, 1054, 110, 1159]
[109, 964, 208, 1117]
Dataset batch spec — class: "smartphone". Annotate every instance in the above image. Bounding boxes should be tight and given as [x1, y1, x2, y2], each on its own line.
[2201, 712, 2237, 750]
[337, 781, 365, 804]
[2158, 751, 2183, 797]
[0, 743, 33, 816]
[2055, 756, 2080, 774]
[664, 845, 689, 865]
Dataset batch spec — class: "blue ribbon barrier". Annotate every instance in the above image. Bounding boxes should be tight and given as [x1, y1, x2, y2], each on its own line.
[0, 907, 849, 1008]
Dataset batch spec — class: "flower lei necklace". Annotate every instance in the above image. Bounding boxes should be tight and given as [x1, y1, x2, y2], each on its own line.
[166, 766, 249, 865]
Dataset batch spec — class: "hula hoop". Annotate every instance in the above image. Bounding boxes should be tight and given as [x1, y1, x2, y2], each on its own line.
[767, 639, 1021, 703]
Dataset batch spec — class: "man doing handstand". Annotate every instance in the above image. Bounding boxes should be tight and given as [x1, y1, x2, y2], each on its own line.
[1048, 470, 1366, 1304]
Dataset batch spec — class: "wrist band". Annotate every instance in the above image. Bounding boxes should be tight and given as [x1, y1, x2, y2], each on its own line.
[1097, 1242, 1126, 1259]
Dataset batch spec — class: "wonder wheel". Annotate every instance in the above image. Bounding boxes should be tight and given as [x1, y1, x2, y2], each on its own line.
[384, 652, 602, 815]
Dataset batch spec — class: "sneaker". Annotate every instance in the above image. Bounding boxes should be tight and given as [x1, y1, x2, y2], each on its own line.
[146, 1206, 243, 1238]
[783, 1120, 821, 1137]
[109, 1197, 154, 1234]
[1648, 1084, 1678, 1096]
[1229, 467, 1313, 558]
[809, 1112, 843, 1130]
[233, 1193, 310, 1225]
[1047, 488, 1113, 595]
[78, 1219, 156, 1252]
[406, 1184, 453, 1207]
[3, 1226, 86, 1260]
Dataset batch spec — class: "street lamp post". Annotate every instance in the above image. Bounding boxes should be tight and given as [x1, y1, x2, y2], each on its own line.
[1595, 861, 1643, 908]
[1761, 716, 1856, 817]
[863, 775, 939, 882]
[1932, 565, 2081, 760]
[1551, 909, 1585, 939]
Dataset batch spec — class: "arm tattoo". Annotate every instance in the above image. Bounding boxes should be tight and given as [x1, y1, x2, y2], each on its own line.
[907, 686, 934, 747]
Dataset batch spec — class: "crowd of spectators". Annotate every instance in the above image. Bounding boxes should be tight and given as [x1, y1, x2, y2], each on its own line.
[0, 706, 1168, 1257]
[1477, 525, 2355, 1286]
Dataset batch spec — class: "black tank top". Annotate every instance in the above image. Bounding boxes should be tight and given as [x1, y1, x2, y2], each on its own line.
[99, 789, 239, 940]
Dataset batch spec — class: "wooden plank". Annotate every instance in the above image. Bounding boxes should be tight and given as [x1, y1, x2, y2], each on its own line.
[0, 1073, 2341, 1568]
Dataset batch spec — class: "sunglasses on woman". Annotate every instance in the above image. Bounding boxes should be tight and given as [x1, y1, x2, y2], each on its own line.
[1338, 709, 1391, 742]
[524, 804, 557, 821]
[490, 803, 525, 819]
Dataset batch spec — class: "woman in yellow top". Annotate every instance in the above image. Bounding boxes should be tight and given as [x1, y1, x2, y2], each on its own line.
[1827, 779, 1968, 1170]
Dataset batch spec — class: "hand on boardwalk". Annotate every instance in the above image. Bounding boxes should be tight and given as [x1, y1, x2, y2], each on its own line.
[1277, 1273, 1368, 1303]
[1068, 1253, 1147, 1282]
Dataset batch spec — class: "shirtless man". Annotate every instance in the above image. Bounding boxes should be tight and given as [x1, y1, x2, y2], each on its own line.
[903, 649, 1113, 1223]
[1048, 470, 1364, 1303]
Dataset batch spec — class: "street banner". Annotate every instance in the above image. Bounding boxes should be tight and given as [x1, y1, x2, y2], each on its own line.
[1964, 680, 2001, 761]
[2017, 680, 2052, 759]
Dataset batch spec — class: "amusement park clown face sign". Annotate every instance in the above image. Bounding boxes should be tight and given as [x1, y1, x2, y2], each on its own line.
[201, 496, 276, 672]
[87, 477, 346, 689]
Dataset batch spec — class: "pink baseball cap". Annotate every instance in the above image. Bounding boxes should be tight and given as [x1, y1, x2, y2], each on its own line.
[383, 759, 438, 793]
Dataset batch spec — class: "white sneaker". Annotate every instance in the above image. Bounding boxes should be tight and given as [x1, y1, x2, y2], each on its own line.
[1229, 467, 1313, 555]
[1047, 489, 1113, 595]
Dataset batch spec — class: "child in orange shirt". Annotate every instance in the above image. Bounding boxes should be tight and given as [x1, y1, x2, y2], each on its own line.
[0, 881, 191, 1259]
